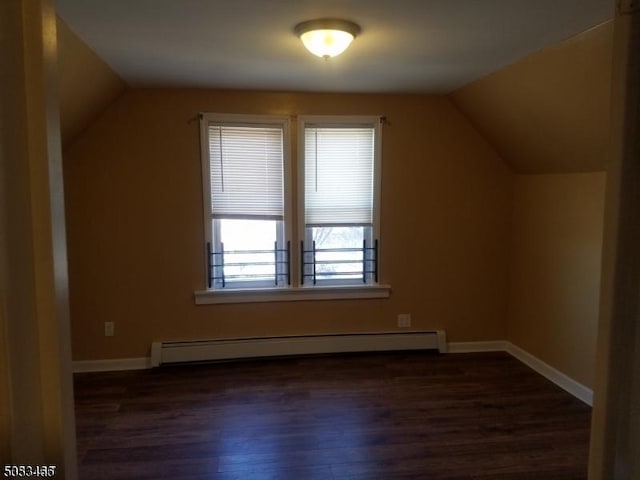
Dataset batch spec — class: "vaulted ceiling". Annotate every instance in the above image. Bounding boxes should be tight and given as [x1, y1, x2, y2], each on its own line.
[452, 21, 613, 173]
[56, 1, 615, 173]
[57, 19, 126, 145]
[56, 0, 612, 93]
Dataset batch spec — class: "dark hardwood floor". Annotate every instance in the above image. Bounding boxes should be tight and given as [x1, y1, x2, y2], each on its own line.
[74, 351, 592, 480]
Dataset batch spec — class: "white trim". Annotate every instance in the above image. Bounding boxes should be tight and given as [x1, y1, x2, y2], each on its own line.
[297, 115, 383, 288]
[70, 340, 593, 406]
[72, 357, 150, 373]
[506, 342, 593, 406]
[199, 114, 212, 287]
[194, 284, 391, 305]
[447, 340, 508, 353]
[282, 118, 293, 282]
[199, 113, 291, 289]
[447, 340, 593, 405]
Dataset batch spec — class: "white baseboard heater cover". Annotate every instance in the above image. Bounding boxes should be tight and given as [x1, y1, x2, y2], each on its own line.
[150, 331, 447, 367]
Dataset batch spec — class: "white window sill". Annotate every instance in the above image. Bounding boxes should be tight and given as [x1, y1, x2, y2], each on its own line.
[194, 284, 391, 305]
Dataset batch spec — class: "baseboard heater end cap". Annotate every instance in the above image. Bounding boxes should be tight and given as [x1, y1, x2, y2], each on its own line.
[151, 341, 162, 367]
[436, 330, 448, 353]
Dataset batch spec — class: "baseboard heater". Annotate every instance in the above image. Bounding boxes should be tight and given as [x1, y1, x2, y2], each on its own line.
[150, 331, 447, 367]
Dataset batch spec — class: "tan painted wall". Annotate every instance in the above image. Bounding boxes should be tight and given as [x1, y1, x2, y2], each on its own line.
[57, 17, 126, 148]
[1, 0, 76, 473]
[451, 21, 612, 390]
[451, 21, 613, 173]
[508, 173, 606, 388]
[63, 88, 513, 360]
[590, 9, 640, 478]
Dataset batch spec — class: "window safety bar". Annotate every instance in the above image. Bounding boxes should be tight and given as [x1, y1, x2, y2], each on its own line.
[301, 239, 378, 285]
[207, 241, 290, 288]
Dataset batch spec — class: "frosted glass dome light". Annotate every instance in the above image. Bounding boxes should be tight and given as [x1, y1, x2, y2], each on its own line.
[294, 19, 361, 59]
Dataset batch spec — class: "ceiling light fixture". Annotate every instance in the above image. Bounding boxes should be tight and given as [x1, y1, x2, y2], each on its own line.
[294, 18, 361, 59]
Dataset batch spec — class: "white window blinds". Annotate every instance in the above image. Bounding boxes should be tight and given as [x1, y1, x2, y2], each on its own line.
[304, 126, 375, 225]
[208, 124, 284, 219]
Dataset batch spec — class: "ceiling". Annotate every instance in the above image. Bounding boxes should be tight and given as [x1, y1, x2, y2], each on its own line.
[55, 0, 613, 94]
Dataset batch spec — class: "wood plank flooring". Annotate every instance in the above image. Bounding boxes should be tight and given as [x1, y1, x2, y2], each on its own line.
[74, 351, 592, 479]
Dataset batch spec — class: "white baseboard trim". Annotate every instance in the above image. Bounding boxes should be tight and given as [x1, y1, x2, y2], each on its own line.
[447, 340, 508, 353]
[505, 342, 593, 406]
[70, 341, 593, 406]
[446, 340, 592, 406]
[73, 357, 150, 373]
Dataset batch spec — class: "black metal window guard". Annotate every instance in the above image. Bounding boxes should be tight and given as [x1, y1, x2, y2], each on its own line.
[207, 241, 290, 288]
[301, 239, 378, 285]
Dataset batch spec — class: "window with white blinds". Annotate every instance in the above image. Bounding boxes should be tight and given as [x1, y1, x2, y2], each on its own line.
[208, 124, 284, 220]
[200, 114, 289, 290]
[199, 113, 382, 292]
[304, 126, 374, 226]
[299, 116, 382, 286]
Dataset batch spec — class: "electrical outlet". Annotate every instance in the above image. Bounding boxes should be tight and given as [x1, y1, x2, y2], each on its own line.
[104, 321, 115, 337]
[397, 314, 411, 328]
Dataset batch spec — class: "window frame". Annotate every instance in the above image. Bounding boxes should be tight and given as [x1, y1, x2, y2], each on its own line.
[195, 113, 390, 304]
[199, 113, 292, 290]
[297, 115, 383, 287]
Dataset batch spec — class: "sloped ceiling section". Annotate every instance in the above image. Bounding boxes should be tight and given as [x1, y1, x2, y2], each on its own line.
[451, 21, 613, 174]
[57, 18, 127, 148]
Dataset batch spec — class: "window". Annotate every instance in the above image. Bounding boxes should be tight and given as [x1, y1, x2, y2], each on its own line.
[197, 113, 386, 303]
[299, 116, 381, 286]
[200, 114, 290, 289]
